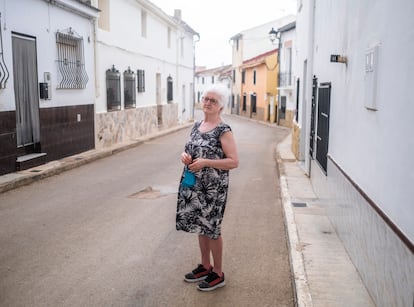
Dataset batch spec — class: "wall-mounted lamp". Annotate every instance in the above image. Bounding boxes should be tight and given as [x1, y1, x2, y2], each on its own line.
[268, 27, 279, 45]
[330, 54, 347, 64]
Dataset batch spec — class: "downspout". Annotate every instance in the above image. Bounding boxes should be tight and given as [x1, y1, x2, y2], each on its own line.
[305, 0, 316, 175]
[192, 33, 200, 120]
[92, 17, 99, 149]
[276, 31, 282, 125]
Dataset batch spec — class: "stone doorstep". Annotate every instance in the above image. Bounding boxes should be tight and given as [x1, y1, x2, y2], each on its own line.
[16, 153, 47, 162]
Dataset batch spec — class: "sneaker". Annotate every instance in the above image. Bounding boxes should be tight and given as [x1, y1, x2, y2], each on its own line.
[184, 264, 212, 282]
[197, 271, 225, 291]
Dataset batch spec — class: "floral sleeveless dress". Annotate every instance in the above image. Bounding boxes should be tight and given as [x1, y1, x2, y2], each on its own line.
[176, 121, 232, 239]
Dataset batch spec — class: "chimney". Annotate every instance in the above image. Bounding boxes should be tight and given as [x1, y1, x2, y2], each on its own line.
[174, 9, 182, 20]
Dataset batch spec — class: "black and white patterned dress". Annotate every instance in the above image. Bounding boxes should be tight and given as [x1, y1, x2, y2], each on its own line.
[176, 121, 232, 239]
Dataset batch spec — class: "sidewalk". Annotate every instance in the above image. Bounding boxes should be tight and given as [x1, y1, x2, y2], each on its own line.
[0, 121, 375, 306]
[276, 133, 375, 307]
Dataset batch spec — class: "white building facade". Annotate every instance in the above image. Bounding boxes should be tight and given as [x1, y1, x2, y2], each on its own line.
[0, 0, 98, 175]
[93, 0, 198, 147]
[295, 1, 414, 306]
[194, 65, 232, 113]
[277, 21, 297, 128]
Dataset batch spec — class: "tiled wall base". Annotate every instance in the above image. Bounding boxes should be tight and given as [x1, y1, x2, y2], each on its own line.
[310, 158, 414, 307]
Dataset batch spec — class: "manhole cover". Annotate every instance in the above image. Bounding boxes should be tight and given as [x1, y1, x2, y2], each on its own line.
[292, 202, 307, 207]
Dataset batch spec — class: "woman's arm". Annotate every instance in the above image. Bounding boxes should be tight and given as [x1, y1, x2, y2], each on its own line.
[188, 131, 239, 171]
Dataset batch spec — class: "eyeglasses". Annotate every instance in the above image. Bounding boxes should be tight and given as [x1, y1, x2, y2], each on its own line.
[202, 96, 219, 105]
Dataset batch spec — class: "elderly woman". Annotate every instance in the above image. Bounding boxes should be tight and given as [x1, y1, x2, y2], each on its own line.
[176, 84, 239, 291]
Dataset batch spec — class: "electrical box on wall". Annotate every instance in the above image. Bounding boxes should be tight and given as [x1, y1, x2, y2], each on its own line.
[39, 82, 49, 99]
[364, 45, 379, 110]
[43, 72, 52, 99]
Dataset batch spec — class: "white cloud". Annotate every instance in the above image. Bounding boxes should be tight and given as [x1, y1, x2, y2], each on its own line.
[151, 0, 297, 68]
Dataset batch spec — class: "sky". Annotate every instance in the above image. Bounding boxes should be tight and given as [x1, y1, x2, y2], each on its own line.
[150, 0, 297, 69]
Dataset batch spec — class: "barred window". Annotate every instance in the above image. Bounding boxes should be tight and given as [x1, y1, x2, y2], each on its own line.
[137, 69, 145, 92]
[106, 65, 121, 111]
[56, 29, 88, 89]
[124, 67, 136, 109]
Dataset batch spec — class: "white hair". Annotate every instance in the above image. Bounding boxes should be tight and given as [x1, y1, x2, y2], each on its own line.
[203, 84, 229, 108]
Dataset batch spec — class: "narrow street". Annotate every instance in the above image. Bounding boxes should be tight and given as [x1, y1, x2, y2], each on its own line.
[0, 114, 292, 307]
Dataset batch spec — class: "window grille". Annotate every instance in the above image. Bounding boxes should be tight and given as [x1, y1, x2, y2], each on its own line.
[167, 76, 173, 102]
[242, 94, 247, 111]
[124, 67, 136, 109]
[56, 29, 88, 89]
[253, 70, 257, 85]
[137, 69, 145, 92]
[106, 65, 121, 111]
[241, 70, 245, 84]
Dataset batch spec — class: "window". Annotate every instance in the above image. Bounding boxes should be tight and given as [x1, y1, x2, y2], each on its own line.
[141, 10, 147, 37]
[232, 70, 235, 84]
[202, 77, 205, 84]
[241, 70, 245, 84]
[167, 76, 173, 102]
[211, 76, 215, 84]
[242, 93, 247, 111]
[167, 27, 171, 48]
[56, 30, 88, 89]
[98, 0, 110, 31]
[137, 69, 145, 92]
[180, 37, 184, 58]
[285, 47, 292, 85]
[280, 96, 286, 119]
[124, 67, 136, 109]
[253, 70, 257, 85]
[106, 65, 121, 111]
[231, 94, 235, 108]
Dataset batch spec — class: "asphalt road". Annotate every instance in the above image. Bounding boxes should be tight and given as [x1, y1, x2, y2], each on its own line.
[0, 113, 292, 307]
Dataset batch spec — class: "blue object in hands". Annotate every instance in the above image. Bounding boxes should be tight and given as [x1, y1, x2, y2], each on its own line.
[182, 168, 196, 188]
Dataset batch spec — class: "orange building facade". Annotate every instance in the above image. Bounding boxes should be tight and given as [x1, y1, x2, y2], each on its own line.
[239, 49, 279, 123]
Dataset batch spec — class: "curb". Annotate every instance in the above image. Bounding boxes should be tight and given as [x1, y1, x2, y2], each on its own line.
[276, 147, 313, 307]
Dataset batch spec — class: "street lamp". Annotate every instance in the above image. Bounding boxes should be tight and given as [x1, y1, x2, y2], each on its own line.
[268, 27, 281, 124]
[268, 27, 278, 45]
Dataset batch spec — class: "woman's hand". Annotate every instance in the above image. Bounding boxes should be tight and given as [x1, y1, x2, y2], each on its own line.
[181, 152, 192, 165]
[188, 158, 206, 171]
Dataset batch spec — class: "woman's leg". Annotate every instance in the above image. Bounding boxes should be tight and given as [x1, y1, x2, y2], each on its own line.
[198, 235, 211, 269]
[210, 235, 223, 276]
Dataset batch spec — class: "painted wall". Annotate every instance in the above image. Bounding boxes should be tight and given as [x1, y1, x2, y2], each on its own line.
[0, 0, 97, 111]
[296, 0, 414, 305]
[92, 0, 196, 148]
[0, 0, 97, 175]
[311, 0, 414, 241]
